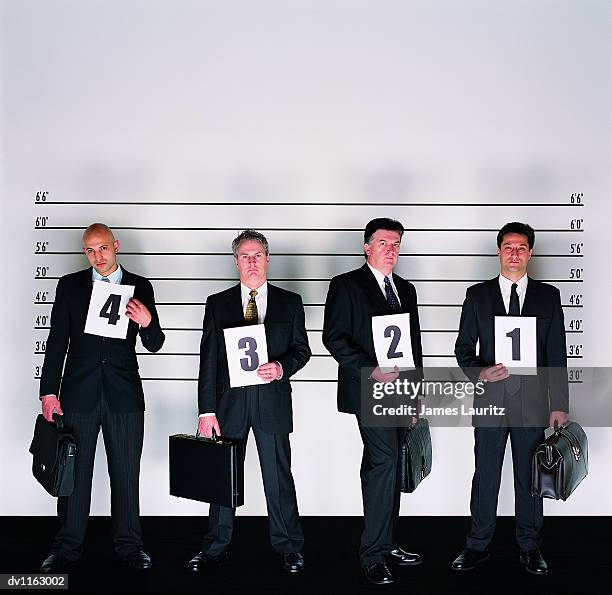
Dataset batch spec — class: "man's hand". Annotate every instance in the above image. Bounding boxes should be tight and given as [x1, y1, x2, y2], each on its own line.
[257, 362, 282, 383]
[370, 366, 400, 383]
[410, 398, 421, 427]
[478, 364, 509, 383]
[197, 415, 221, 438]
[549, 410, 569, 429]
[126, 298, 152, 328]
[41, 395, 63, 422]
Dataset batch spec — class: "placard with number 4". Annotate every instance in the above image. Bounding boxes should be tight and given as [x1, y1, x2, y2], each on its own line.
[224, 324, 269, 388]
[371, 313, 415, 370]
[84, 280, 135, 339]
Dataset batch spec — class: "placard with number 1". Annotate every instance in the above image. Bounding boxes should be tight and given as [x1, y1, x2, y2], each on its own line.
[494, 316, 537, 374]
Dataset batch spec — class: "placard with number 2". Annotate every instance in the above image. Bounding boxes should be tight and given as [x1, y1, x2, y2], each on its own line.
[371, 313, 415, 370]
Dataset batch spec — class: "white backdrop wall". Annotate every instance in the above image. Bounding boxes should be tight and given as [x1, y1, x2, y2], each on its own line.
[1, 0, 610, 516]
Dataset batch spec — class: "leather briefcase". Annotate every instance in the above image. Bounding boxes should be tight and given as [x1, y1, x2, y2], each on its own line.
[532, 421, 588, 501]
[29, 414, 77, 497]
[400, 418, 432, 493]
[169, 431, 244, 508]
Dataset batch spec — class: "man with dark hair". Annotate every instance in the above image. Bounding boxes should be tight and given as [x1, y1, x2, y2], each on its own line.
[451, 222, 569, 576]
[323, 218, 424, 585]
[496, 221, 535, 250]
[188, 229, 311, 574]
[39, 223, 165, 572]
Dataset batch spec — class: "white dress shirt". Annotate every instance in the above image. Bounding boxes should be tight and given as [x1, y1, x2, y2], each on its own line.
[240, 281, 268, 323]
[498, 274, 528, 315]
[367, 263, 402, 308]
[92, 264, 123, 284]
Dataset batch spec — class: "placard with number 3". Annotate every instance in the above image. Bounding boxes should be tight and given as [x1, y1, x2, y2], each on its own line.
[224, 324, 269, 388]
[84, 280, 135, 339]
[371, 313, 415, 370]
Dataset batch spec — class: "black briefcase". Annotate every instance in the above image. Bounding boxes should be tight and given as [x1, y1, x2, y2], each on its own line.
[169, 432, 244, 508]
[29, 414, 77, 497]
[400, 418, 432, 493]
[532, 421, 588, 501]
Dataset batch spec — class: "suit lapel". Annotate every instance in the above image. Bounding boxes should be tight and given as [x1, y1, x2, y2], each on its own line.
[392, 273, 411, 313]
[226, 284, 245, 326]
[119, 266, 133, 286]
[521, 277, 537, 317]
[359, 264, 392, 313]
[264, 284, 282, 325]
[489, 276, 507, 315]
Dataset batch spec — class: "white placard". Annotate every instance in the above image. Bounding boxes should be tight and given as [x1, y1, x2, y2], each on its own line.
[84, 280, 135, 339]
[371, 313, 415, 370]
[223, 324, 269, 388]
[494, 316, 537, 374]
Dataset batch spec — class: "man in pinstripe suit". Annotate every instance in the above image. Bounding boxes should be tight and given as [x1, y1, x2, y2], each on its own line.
[38, 223, 165, 572]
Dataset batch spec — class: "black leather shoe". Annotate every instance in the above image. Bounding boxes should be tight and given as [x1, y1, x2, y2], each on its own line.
[451, 548, 489, 571]
[361, 561, 394, 585]
[281, 552, 305, 573]
[40, 553, 71, 573]
[121, 550, 152, 570]
[520, 550, 548, 575]
[186, 550, 228, 573]
[387, 547, 422, 566]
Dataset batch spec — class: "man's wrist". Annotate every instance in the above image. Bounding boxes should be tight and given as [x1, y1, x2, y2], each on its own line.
[199, 413, 215, 418]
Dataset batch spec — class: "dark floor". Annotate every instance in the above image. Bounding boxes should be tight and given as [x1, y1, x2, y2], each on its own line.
[1, 517, 609, 595]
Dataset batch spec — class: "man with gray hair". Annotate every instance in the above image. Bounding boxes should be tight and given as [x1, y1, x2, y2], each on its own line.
[188, 229, 311, 574]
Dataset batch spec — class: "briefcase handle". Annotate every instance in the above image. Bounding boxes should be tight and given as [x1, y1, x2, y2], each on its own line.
[552, 420, 583, 461]
[195, 428, 219, 442]
[52, 413, 64, 429]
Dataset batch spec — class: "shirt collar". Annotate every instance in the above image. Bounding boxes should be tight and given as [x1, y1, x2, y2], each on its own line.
[367, 262, 394, 287]
[499, 273, 528, 294]
[240, 281, 267, 301]
[92, 264, 123, 284]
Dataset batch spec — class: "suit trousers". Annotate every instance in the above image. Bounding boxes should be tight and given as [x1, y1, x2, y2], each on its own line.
[465, 424, 545, 552]
[357, 418, 407, 564]
[202, 387, 303, 555]
[51, 392, 144, 560]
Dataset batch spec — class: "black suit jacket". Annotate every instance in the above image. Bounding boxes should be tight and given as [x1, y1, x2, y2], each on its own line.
[322, 263, 424, 415]
[197, 283, 311, 435]
[455, 276, 569, 425]
[40, 267, 165, 413]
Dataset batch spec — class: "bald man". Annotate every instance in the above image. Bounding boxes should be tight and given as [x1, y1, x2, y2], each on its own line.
[38, 223, 165, 572]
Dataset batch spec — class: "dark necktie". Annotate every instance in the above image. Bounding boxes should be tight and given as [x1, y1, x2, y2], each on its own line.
[101, 277, 110, 283]
[384, 276, 401, 313]
[506, 282, 521, 395]
[509, 283, 520, 316]
[244, 290, 258, 324]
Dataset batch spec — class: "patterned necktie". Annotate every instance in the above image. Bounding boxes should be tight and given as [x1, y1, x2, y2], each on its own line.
[509, 283, 520, 316]
[384, 276, 401, 313]
[101, 277, 110, 283]
[244, 290, 258, 324]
